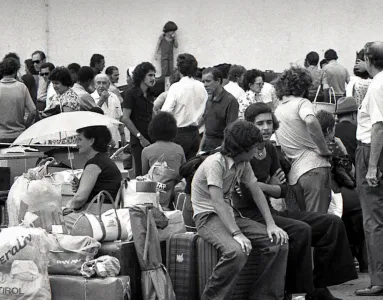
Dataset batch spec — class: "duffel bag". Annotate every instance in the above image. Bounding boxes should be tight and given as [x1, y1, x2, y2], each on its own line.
[66, 191, 131, 242]
[47, 234, 101, 275]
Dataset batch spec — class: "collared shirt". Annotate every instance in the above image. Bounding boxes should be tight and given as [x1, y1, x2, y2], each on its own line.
[224, 81, 246, 100]
[306, 65, 329, 95]
[275, 96, 330, 184]
[37, 75, 48, 102]
[356, 71, 383, 143]
[122, 85, 154, 141]
[162, 76, 208, 127]
[46, 82, 57, 109]
[191, 152, 258, 217]
[323, 60, 350, 95]
[48, 88, 80, 112]
[92, 91, 123, 147]
[72, 83, 97, 111]
[0, 78, 35, 139]
[204, 89, 239, 139]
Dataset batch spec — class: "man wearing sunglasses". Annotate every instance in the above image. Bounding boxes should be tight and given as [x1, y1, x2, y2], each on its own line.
[31, 50, 49, 111]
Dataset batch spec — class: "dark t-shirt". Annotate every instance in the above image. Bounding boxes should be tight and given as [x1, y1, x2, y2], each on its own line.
[204, 89, 239, 139]
[122, 86, 154, 144]
[232, 142, 281, 211]
[84, 152, 122, 203]
[335, 121, 357, 165]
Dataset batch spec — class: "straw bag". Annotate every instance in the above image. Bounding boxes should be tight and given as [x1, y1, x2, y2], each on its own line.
[313, 86, 336, 114]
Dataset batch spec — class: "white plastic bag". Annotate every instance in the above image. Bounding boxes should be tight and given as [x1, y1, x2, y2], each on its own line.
[0, 227, 51, 300]
[328, 191, 343, 217]
[121, 179, 160, 207]
[157, 210, 186, 242]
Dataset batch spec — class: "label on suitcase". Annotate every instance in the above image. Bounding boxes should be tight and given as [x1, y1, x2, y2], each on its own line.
[197, 238, 261, 299]
[167, 232, 199, 300]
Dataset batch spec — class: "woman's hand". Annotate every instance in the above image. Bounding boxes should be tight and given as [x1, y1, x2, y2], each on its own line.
[267, 224, 289, 245]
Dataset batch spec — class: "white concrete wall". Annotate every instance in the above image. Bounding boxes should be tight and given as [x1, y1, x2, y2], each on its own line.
[2, 0, 383, 83]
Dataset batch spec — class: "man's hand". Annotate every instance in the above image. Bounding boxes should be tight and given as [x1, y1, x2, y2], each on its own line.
[270, 168, 286, 184]
[99, 90, 110, 105]
[267, 224, 289, 245]
[139, 136, 150, 148]
[355, 60, 367, 73]
[366, 165, 381, 187]
[233, 233, 252, 255]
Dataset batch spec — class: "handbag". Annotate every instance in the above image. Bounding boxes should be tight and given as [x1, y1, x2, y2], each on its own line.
[313, 86, 336, 114]
[67, 191, 131, 242]
[331, 155, 356, 189]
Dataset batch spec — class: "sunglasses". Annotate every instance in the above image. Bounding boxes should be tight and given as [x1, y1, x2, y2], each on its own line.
[40, 72, 50, 76]
[33, 60, 41, 64]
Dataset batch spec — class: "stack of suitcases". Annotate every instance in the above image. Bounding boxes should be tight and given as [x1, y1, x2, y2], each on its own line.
[167, 232, 261, 300]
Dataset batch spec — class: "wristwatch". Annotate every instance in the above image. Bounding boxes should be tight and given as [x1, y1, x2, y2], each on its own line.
[136, 133, 141, 138]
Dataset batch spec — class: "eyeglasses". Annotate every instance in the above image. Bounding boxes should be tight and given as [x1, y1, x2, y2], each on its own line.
[33, 60, 41, 64]
[40, 72, 50, 76]
[254, 82, 264, 87]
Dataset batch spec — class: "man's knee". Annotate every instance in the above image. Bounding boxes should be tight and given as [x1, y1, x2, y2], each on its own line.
[222, 244, 248, 271]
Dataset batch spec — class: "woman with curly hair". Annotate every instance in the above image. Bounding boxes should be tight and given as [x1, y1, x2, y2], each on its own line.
[274, 66, 332, 213]
[122, 62, 156, 176]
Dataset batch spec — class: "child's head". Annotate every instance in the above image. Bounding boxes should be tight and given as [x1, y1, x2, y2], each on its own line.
[163, 21, 178, 35]
[148, 111, 178, 142]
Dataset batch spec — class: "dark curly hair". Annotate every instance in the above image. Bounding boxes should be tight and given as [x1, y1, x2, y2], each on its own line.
[221, 120, 263, 157]
[274, 66, 312, 100]
[0, 57, 20, 76]
[132, 62, 156, 86]
[148, 111, 177, 142]
[316, 110, 335, 136]
[244, 103, 279, 132]
[364, 42, 383, 70]
[228, 65, 246, 82]
[76, 125, 111, 153]
[48, 67, 73, 87]
[177, 53, 198, 77]
[243, 69, 263, 91]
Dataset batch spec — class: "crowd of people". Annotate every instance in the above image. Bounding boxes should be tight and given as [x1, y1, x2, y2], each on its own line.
[0, 39, 383, 300]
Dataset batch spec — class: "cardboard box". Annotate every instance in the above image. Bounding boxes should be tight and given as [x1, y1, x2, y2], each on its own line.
[50, 275, 130, 300]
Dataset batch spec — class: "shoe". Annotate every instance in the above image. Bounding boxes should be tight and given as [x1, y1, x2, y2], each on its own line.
[355, 285, 383, 296]
[307, 287, 342, 300]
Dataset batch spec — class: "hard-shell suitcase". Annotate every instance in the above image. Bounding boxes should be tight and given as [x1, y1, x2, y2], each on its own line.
[197, 237, 261, 299]
[167, 232, 199, 300]
[97, 241, 142, 300]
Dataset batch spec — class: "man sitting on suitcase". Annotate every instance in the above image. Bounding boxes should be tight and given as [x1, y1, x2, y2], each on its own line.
[191, 120, 289, 300]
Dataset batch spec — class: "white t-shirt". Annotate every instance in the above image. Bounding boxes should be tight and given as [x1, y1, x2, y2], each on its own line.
[356, 71, 383, 143]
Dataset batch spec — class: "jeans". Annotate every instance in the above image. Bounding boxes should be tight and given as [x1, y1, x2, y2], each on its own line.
[298, 167, 331, 213]
[195, 212, 288, 300]
[356, 144, 383, 285]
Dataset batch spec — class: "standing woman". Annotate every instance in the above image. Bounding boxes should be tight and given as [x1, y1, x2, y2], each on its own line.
[238, 69, 265, 118]
[0, 57, 36, 143]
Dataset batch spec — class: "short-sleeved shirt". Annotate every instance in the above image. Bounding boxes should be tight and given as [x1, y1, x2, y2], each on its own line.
[141, 141, 186, 175]
[48, 88, 80, 112]
[323, 60, 350, 95]
[204, 89, 239, 139]
[0, 78, 36, 139]
[84, 152, 122, 203]
[306, 65, 329, 96]
[122, 86, 154, 142]
[275, 96, 330, 184]
[72, 83, 97, 111]
[357, 70, 383, 143]
[191, 152, 258, 217]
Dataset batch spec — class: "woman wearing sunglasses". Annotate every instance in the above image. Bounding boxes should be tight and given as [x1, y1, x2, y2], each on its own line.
[232, 102, 357, 300]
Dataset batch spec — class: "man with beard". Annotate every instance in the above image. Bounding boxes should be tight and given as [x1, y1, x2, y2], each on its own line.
[122, 62, 156, 176]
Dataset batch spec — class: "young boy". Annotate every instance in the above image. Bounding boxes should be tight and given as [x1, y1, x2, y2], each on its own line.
[155, 21, 178, 76]
[191, 120, 289, 300]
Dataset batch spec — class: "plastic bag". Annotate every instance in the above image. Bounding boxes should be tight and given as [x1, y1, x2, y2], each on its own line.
[157, 210, 186, 242]
[47, 234, 101, 275]
[122, 179, 161, 207]
[328, 191, 343, 217]
[0, 227, 51, 300]
[81, 255, 120, 278]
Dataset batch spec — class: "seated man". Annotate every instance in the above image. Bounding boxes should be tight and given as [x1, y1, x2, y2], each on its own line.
[235, 103, 357, 300]
[191, 120, 289, 300]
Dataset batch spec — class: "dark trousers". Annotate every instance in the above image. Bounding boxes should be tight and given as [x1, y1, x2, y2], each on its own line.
[174, 126, 200, 160]
[130, 136, 144, 177]
[356, 144, 383, 285]
[201, 136, 223, 152]
[240, 209, 358, 293]
[195, 211, 288, 300]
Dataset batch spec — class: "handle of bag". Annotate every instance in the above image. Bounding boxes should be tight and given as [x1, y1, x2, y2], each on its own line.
[49, 235, 99, 256]
[313, 85, 321, 104]
[84, 191, 123, 241]
[329, 87, 336, 105]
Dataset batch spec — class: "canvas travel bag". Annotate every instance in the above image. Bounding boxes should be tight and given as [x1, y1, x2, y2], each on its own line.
[47, 234, 100, 276]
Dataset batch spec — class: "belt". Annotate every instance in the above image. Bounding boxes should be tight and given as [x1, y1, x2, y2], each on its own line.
[357, 141, 370, 146]
[177, 126, 198, 133]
